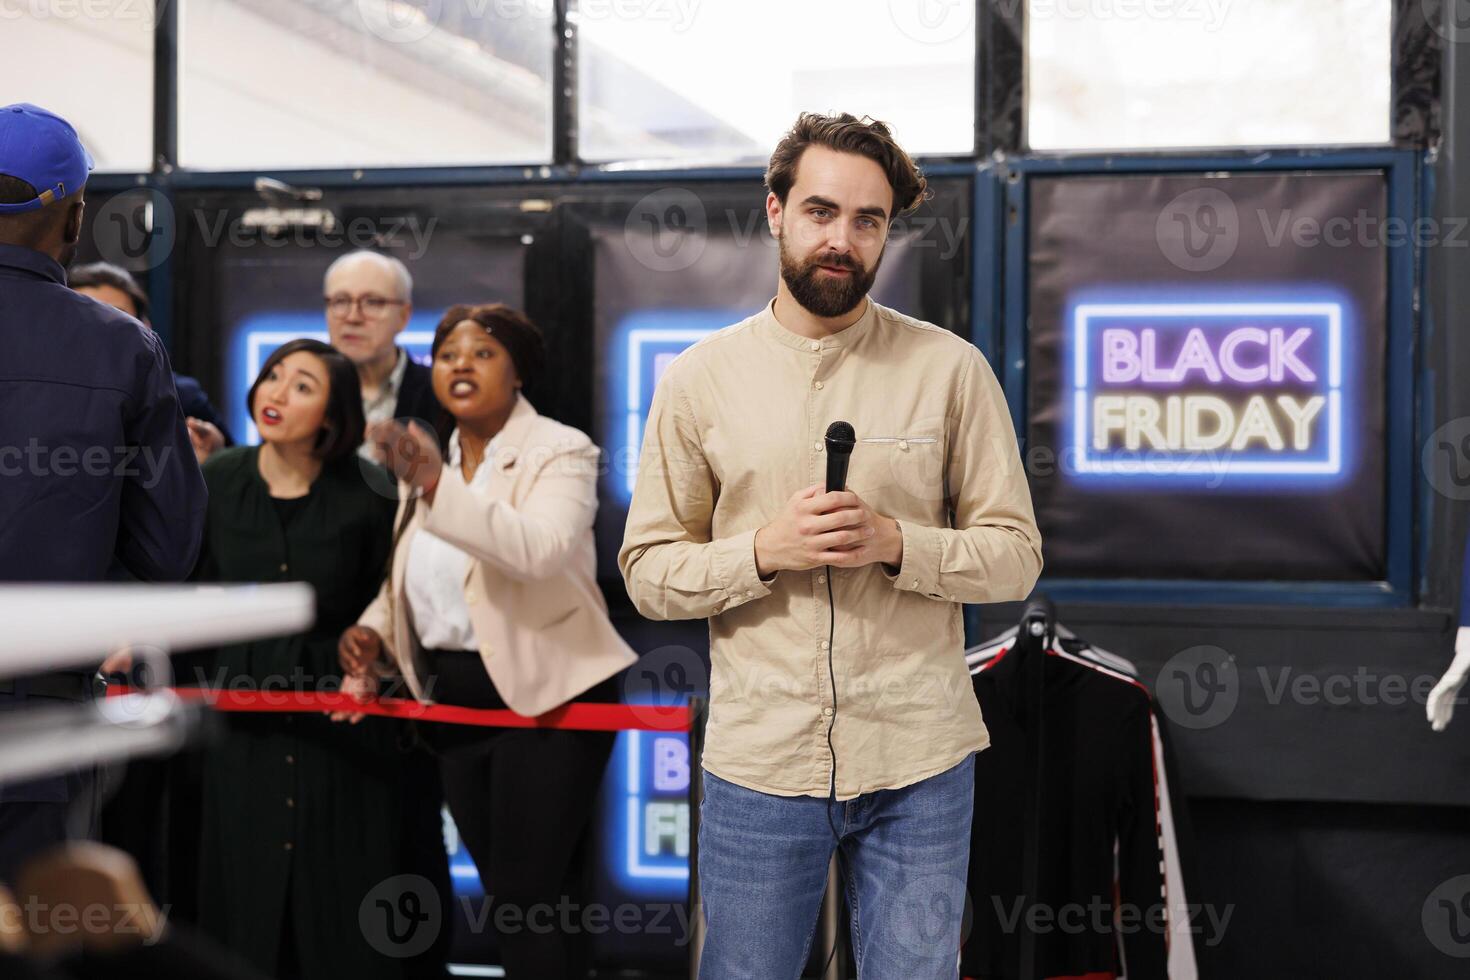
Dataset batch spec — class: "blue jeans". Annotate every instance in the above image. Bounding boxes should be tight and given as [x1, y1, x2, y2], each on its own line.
[697, 755, 975, 980]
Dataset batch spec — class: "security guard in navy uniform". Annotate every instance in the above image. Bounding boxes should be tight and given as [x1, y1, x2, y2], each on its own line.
[0, 103, 207, 883]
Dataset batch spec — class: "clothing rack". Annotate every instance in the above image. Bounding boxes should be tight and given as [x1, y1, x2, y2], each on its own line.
[1015, 593, 1056, 980]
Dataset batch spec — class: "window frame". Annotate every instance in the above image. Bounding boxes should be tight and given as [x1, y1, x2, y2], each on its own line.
[86, 0, 1435, 608]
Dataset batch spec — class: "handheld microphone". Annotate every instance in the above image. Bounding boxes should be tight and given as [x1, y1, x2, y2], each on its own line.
[819, 419, 856, 979]
[825, 421, 855, 493]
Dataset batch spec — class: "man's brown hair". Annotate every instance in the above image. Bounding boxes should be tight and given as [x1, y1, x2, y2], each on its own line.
[764, 112, 929, 219]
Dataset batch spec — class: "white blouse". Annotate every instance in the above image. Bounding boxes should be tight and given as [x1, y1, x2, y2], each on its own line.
[405, 429, 497, 652]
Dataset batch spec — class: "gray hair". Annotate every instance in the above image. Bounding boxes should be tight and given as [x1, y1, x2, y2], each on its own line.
[323, 250, 413, 301]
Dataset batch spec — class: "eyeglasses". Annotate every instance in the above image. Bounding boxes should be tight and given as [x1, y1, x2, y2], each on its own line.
[324, 295, 407, 318]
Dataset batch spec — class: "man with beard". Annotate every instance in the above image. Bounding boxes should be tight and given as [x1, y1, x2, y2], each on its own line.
[620, 112, 1042, 977]
[0, 103, 205, 883]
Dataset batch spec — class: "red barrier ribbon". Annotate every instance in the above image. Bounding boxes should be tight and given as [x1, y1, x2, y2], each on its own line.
[107, 686, 691, 733]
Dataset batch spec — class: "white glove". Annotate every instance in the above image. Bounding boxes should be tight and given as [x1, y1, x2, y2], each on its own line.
[1427, 626, 1470, 732]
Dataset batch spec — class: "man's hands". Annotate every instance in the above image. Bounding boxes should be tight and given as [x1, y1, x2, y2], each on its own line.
[367, 419, 443, 502]
[11, 843, 164, 957]
[754, 483, 902, 577]
[98, 648, 135, 677]
[185, 417, 225, 465]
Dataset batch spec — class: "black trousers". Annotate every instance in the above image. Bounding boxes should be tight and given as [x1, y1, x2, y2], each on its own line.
[0, 687, 101, 887]
[417, 650, 616, 980]
[0, 775, 95, 886]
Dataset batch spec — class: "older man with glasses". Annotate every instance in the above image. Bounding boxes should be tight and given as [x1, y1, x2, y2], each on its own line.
[322, 249, 443, 461]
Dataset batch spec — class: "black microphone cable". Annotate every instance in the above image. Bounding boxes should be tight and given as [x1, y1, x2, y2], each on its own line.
[819, 419, 855, 977]
[819, 561, 847, 979]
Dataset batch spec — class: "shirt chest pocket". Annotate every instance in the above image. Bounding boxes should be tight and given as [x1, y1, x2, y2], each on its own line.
[845, 433, 946, 520]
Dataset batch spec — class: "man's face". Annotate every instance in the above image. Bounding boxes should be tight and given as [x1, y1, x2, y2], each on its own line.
[769, 145, 892, 319]
[324, 258, 411, 367]
[75, 284, 141, 322]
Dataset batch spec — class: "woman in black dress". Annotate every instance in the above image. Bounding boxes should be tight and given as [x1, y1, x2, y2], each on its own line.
[193, 339, 406, 980]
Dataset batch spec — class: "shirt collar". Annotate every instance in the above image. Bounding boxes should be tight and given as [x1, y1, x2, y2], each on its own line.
[364, 348, 410, 413]
[755, 295, 878, 352]
[0, 244, 66, 285]
[384, 347, 410, 395]
[445, 394, 533, 478]
[446, 428, 499, 473]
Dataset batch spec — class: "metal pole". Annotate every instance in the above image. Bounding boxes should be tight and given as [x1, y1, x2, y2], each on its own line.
[1018, 594, 1054, 980]
[818, 854, 847, 979]
[688, 697, 707, 979]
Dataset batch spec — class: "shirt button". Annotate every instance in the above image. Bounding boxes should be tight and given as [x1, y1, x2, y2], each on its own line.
[950, 595, 958, 602]
[285, 754, 295, 765]
[286, 797, 295, 808]
[744, 590, 753, 597]
[911, 579, 919, 588]
[816, 574, 826, 584]
[279, 563, 288, 573]
[822, 707, 834, 717]
[813, 441, 822, 451]
[819, 640, 829, 650]
[284, 842, 294, 852]
[813, 381, 823, 390]
[810, 341, 821, 352]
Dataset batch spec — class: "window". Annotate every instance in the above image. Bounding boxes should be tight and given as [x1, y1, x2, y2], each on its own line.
[577, 0, 976, 163]
[1027, 0, 1392, 151]
[0, 6, 155, 172]
[179, 0, 554, 170]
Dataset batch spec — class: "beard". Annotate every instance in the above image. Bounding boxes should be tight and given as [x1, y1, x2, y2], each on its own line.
[778, 232, 881, 319]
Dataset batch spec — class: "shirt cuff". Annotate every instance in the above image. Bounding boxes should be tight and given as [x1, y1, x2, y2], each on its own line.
[711, 528, 774, 610]
[885, 519, 945, 600]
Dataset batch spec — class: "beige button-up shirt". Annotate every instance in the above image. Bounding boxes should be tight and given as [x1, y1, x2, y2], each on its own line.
[618, 297, 1043, 799]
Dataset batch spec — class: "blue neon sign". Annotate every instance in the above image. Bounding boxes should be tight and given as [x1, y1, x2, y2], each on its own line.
[606, 310, 749, 501]
[445, 730, 695, 901]
[606, 729, 691, 895]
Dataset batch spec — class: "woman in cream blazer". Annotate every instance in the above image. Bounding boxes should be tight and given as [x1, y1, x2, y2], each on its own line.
[338, 304, 635, 978]
[353, 390, 635, 716]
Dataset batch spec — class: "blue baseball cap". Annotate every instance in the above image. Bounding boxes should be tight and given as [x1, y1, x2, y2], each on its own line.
[0, 103, 95, 214]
